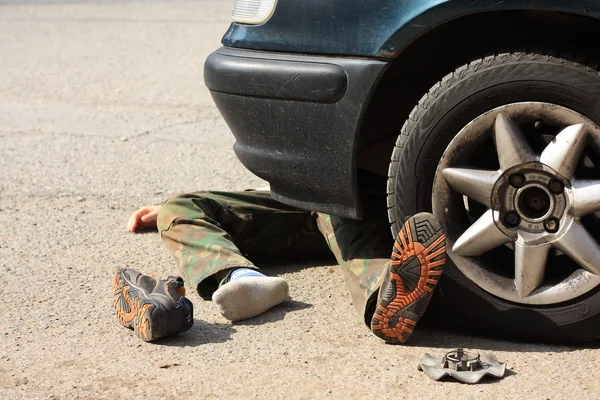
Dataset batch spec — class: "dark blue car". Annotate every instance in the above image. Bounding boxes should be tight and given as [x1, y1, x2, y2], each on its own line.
[205, 0, 600, 342]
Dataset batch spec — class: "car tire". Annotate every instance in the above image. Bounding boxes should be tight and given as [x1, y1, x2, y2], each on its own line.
[387, 52, 600, 343]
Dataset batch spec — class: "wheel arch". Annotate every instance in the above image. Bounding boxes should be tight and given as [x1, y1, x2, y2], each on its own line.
[356, 8, 600, 185]
[377, 0, 600, 59]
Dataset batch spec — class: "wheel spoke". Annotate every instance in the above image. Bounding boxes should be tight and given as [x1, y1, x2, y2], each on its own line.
[514, 241, 550, 298]
[539, 124, 587, 179]
[494, 113, 537, 171]
[452, 209, 512, 256]
[572, 180, 600, 217]
[553, 221, 600, 275]
[442, 168, 499, 208]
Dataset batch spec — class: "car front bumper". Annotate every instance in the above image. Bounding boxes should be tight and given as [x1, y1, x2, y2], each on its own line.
[204, 47, 388, 218]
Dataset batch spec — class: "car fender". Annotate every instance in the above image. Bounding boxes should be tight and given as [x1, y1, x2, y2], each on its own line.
[379, 0, 600, 58]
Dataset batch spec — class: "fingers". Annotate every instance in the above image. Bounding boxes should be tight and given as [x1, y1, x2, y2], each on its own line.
[127, 206, 161, 232]
[127, 212, 140, 232]
[140, 206, 160, 222]
[127, 206, 152, 232]
[140, 210, 156, 222]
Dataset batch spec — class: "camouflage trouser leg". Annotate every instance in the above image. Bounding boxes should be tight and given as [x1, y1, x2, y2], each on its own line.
[157, 190, 392, 326]
[315, 214, 392, 326]
[157, 191, 329, 299]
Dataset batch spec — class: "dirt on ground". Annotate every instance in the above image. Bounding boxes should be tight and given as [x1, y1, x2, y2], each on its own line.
[0, 1, 599, 399]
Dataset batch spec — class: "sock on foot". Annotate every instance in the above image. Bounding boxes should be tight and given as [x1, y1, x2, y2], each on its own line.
[212, 268, 289, 321]
[228, 268, 267, 281]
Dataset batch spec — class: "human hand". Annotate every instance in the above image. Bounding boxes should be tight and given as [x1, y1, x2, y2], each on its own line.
[127, 206, 162, 232]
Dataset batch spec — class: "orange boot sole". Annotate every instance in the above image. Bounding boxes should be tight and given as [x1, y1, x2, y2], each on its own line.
[371, 213, 447, 344]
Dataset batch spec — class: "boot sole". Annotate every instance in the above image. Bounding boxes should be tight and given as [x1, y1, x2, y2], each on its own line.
[371, 213, 447, 344]
[113, 270, 155, 342]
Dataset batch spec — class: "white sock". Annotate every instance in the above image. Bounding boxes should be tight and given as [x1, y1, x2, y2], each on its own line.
[212, 268, 289, 321]
[229, 268, 267, 281]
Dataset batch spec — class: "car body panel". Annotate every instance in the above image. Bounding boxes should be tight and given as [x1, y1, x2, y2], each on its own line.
[222, 0, 600, 58]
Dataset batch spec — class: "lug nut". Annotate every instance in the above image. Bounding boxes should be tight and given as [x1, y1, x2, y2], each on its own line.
[534, 120, 543, 129]
[544, 217, 560, 233]
[509, 173, 526, 188]
[504, 211, 521, 227]
[548, 178, 564, 194]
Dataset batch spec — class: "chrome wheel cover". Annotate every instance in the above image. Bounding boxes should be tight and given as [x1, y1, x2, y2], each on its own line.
[433, 102, 600, 305]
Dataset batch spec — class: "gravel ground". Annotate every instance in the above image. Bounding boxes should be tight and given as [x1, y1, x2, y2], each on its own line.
[0, 1, 599, 398]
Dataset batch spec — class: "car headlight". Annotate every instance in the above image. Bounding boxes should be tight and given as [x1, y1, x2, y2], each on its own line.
[231, 0, 278, 25]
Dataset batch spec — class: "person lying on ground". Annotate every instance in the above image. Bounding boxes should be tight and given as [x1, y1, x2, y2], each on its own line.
[114, 190, 447, 344]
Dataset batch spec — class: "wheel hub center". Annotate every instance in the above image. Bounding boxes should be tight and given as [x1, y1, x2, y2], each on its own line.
[492, 162, 572, 237]
[516, 185, 552, 221]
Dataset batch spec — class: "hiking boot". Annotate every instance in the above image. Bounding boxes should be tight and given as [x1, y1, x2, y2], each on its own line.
[371, 213, 447, 344]
[113, 268, 194, 342]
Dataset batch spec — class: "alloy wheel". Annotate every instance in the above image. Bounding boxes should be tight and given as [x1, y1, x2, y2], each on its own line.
[433, 102, 600, 305]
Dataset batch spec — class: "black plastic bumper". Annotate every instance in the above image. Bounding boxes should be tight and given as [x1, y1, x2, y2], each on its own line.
[204, 47, 388, 218]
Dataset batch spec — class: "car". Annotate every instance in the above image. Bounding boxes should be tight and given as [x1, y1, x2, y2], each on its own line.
[204, 0, 600, 342]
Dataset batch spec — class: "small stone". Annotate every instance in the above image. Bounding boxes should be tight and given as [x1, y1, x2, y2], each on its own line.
[76, 196, 85, 202]
[121, 136, 128, 142]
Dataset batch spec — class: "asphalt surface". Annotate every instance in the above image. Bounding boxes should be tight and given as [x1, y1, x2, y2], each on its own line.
[1, 1, 599, 398]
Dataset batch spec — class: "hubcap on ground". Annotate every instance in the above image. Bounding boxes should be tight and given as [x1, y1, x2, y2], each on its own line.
[433, 102, 600, 305]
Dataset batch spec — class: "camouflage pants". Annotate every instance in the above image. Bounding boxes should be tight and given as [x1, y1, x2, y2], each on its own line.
[157, 191, 393, 326]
